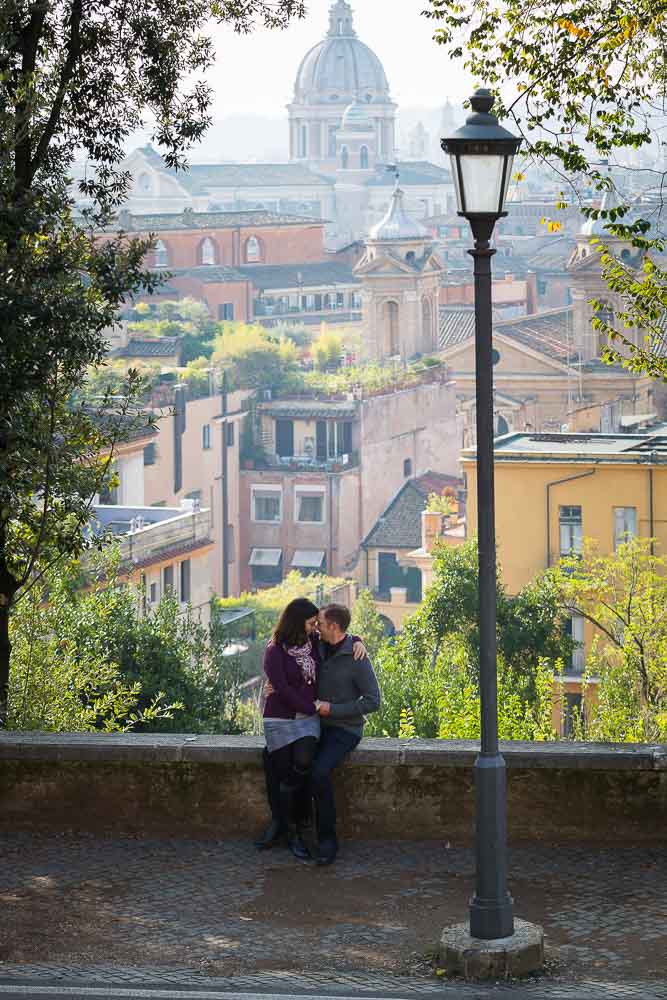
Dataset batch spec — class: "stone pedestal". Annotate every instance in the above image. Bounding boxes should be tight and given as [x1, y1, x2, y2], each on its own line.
[439, 918, 544, 980]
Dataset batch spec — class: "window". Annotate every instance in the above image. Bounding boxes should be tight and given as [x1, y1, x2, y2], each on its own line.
[180, 559, 191, 603]
[360, 145, 369, 169]
[299, 125, 308, 158]
[295, 489, 325, 524]
[559, 505, 582, 557]
[403, 458, 412, 478]
[341, 146, 349, 169]
[200, 237, 217, 266]
[138, 172, 152, 193]
[564, 615, 585, 674]
[252, 487, 282, 522]
[163, 564, 174, 594]
[226, 423, 235, 446]
[218, 303, 234, 321]
[275, 419, 294, 458]
[143, 442, 157, 466]
[614, 507, 637, 549]
[202, 424, 212, 450]
[245, 236, 261, 263]
[383, 300, 400, 356]
[154, 239, 169, 268]
[149, 582, 158, 604]
[422, 297, 432, 346]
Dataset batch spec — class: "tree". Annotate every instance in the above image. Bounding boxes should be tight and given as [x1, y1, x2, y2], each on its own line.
[0, 0, 305, 724]
[554, 538, 667, 741]
[365, 539, 569, 739]
[311, 330, 343, 371]
[424, 0, 667, 379]
[350, 589, 386, 661]
[8, 550, 248, 734]
[127, 298, 218, 363]
[210, 323, 301, 390]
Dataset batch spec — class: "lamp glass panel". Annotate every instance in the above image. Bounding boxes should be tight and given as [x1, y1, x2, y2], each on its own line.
[501, 154, 516, 207]
[449, 154, 464, 213]
[458, 153, 508, 214]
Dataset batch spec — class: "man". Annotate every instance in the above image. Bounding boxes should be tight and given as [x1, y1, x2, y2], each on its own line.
[311, 603, 381, 866]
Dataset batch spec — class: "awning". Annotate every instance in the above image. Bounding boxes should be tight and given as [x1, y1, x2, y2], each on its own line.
[291, 549, 326, 570]
[619, 413, 657, 428]
[249, 547, 282, 567]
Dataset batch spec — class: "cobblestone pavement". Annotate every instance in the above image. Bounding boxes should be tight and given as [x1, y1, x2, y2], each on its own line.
[0, 834, 665, 992]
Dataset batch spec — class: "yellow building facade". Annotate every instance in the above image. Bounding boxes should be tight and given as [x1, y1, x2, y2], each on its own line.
[462, 430, 667, 732]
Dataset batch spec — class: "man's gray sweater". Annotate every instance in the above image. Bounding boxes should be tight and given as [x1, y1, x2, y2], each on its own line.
[317, 635, 381, 736]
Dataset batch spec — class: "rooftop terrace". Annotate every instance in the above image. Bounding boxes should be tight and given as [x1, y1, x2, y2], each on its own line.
[463, 431, 667, 463]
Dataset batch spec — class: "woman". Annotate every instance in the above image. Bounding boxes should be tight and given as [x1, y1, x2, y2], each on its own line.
[260, 597, 322, 860]
[257, 598, 366, 860]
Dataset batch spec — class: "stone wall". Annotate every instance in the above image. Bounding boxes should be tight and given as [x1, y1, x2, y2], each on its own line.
[1, 734, 665, 843]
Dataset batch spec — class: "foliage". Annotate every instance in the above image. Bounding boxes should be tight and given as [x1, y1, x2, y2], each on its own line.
[216, 571, 348, 644]
[269, 321, 312, 349]
[554, 538, 667, 741]
[366, 539, 569, 739]
[350, 589, 387, 661]
[311, 331, 343, 370]
[126, 298, 218, 364]
[210, 322, 300, 391]
[424, 0, 667, 379]
[7, 551, 249, 734]
[0, 0, 305, 723]
[302, 363, 422, 398]
[425, 492, 454, 515]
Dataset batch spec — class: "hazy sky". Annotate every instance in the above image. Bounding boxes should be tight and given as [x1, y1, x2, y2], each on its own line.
[207, 0, 470, 119]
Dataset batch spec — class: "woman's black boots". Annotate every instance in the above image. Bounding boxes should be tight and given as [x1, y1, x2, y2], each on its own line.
[254, 749, 287, 850]
[279, 783, 310, 860]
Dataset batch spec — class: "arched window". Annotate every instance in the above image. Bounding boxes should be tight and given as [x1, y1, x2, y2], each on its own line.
[154, 239, 169, 268]
[138, 172, 151, 193]
[341, 146, 349, 170]
[245, 236, 262, 263]
[199, 237, 217, 266]
[422, 296, 433, 348]
[360, 145, 369, 170]
[383, 300, 400, 356]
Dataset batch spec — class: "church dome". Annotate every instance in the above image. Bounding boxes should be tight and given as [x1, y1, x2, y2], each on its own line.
[341, 100, 374, 132]
[581, 166, 625, 237]
[369, 183, 429, 241]
[294, 1, 390, 106]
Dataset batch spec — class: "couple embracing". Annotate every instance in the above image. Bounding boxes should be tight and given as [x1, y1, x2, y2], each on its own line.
[255, 598, 381, 866]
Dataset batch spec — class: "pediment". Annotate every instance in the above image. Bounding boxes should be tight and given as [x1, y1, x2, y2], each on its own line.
[441, 331, 569, 374]
[354, 252, 418, 277]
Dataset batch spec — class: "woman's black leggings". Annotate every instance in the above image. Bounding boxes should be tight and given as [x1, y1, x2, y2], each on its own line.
[269, 735, 318, 789]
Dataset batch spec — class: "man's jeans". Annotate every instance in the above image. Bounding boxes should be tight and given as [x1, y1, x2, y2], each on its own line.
[311, 725, 360, 841]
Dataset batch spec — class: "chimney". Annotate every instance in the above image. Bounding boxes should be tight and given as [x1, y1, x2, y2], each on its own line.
[422, 510, 444, 552]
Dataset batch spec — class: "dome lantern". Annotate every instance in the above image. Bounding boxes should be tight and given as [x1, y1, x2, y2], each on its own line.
[369, 180, 429, 241]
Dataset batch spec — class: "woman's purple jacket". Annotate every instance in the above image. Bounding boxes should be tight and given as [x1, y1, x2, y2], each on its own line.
[262, 635, 362, 720]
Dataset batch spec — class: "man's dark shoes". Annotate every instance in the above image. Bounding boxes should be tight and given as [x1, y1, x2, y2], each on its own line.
[315, 836, 338, 866]
[287, 825, 311, 861]
[254, 819, 286, 850]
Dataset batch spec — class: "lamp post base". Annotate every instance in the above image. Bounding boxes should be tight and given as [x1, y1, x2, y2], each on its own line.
[439, 918, 544, 981]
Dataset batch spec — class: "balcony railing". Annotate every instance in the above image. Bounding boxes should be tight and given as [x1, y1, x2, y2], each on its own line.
[118, 509, 212, 567]
[245, 450, 360, 472]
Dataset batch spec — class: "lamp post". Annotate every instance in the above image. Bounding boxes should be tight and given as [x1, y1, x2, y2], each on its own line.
[441, 89, 522, 941]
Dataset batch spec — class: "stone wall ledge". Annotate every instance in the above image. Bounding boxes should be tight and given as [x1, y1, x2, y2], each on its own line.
[1, 732, 665, 770]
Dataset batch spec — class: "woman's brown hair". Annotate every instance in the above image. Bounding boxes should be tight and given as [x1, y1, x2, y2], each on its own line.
[273, 598, 320, 647]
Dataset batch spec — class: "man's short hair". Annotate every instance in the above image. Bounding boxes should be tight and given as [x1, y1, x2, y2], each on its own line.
[321, 603, 351, 633]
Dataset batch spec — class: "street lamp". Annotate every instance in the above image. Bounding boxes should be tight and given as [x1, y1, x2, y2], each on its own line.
[441, 89, 522, 941]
